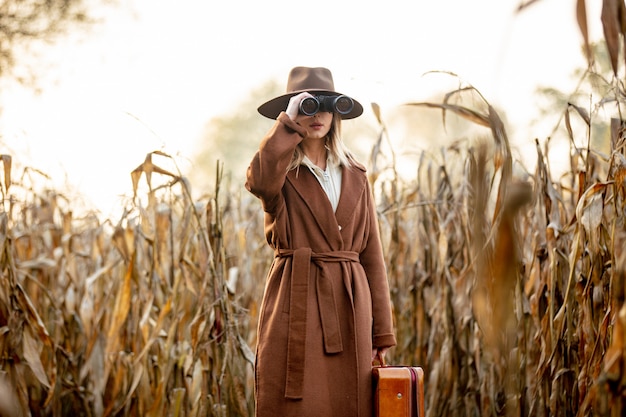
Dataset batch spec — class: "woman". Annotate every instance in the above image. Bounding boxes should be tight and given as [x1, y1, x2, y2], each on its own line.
[245, 66, 396, 417]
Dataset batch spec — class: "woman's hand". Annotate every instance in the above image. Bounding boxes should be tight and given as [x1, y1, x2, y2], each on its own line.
[372, 347, 390, 364]
[286, 92, 314, 121]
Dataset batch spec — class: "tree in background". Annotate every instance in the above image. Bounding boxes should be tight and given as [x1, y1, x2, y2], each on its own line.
[0, 0, 115, 83]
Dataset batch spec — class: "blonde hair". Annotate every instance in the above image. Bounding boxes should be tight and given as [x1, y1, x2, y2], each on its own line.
[287, 113, 356, 171]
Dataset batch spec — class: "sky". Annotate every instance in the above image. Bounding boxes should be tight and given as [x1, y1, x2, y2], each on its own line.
[0, 0, 604, 218]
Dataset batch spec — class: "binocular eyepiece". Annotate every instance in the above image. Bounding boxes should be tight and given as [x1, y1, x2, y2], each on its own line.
[299, 94, 354, 116]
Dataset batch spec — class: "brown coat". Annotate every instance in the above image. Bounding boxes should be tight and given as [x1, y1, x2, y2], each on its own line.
[246, 113, 396, 417]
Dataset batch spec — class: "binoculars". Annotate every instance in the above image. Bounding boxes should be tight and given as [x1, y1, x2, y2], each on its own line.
[299, 95, 354, 116]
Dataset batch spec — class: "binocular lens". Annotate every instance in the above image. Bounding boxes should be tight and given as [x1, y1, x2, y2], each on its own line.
[298, 95, 354, 116]
[333, 96, 353, 114]
[300, 97, 320, 116]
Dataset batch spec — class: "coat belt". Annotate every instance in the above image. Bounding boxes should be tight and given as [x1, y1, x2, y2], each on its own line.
[275, 247, 360, 399]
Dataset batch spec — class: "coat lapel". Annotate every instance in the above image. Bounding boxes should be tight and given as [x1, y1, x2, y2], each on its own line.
[286, 168, 340, 246]
[335, 164, 367, 231]
[286, 164, 367, 249]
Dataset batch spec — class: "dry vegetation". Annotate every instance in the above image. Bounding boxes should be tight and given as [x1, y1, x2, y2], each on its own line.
[0, 153, 265, 416]
[3, 1, 626, 416]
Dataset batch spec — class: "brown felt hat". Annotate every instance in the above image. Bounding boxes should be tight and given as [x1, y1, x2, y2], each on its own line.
[257, 66, 363, 120]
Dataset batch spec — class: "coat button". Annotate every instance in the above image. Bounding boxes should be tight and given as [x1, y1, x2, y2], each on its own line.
[338, 225, 342, 231]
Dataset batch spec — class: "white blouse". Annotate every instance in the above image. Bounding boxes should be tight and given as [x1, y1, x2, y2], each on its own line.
[302, 156, 342, 213]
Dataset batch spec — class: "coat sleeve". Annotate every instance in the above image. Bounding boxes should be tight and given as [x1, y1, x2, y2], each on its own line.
[359, 181, 397, 349]
[245, 112, 307, 212]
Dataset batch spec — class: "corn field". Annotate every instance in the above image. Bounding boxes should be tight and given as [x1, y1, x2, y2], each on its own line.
[4, 98, 626, 417]
[3, 1, 626, 416]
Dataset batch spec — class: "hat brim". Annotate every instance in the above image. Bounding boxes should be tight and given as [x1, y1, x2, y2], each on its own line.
[258, 89, 363, 120]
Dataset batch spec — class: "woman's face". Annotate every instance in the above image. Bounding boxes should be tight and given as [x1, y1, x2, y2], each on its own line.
[295, 110, 333, 140]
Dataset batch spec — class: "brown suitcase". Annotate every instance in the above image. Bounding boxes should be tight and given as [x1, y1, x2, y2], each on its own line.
[372, 357, 425, 417]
